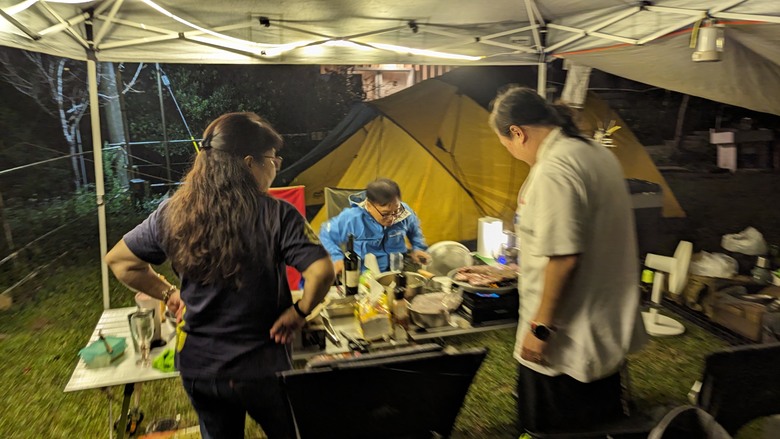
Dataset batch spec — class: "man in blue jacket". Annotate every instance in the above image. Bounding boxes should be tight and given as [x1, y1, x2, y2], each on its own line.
[320, 178, 430, 276]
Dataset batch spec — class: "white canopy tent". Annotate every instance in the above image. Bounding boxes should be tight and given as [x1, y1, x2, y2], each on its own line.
[1, 0, 779, 307]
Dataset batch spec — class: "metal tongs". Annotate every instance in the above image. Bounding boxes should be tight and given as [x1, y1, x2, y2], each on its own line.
[340, 331, 370, 353]
[320, 313, 341, 347]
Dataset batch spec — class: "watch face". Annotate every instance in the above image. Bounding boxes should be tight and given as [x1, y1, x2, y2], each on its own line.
[532, 324, 551, 341]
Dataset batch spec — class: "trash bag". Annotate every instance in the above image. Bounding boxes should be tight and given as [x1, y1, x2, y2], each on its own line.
[721, 227, 768, 256]
[689, 252, 738, 279]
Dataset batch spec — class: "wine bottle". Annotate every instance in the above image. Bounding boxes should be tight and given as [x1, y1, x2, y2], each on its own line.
[343, 234, 360, 295]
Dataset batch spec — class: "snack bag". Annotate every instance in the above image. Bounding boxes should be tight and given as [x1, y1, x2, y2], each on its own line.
[356, 277, 392, 340]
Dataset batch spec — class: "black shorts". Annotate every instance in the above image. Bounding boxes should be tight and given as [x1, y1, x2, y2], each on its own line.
[516, 363, 629, 435]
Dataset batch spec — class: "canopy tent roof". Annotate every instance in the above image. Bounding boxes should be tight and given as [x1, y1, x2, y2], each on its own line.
[2, 0, 778, 307]
[2, 1, 779, 114]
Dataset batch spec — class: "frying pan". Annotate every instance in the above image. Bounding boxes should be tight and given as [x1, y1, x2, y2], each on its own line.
[447, 268, 518, 294]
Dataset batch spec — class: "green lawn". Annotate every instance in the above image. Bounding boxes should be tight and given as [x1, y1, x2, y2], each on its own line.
[1, 250, 766, 438]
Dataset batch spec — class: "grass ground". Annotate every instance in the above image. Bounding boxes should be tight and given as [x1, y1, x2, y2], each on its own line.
[1, 171, 777, 438]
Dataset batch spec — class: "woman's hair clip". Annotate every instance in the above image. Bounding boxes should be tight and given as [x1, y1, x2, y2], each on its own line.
[200, 135, 213, 150]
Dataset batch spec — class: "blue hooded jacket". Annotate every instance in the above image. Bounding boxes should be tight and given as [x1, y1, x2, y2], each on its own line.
[319, 191, 428, 272]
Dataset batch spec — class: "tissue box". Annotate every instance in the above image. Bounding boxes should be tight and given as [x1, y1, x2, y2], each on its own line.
[79, 336, 127, 368]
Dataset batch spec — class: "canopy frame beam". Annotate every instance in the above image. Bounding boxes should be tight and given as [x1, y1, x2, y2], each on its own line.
[93, 0, 125, 47]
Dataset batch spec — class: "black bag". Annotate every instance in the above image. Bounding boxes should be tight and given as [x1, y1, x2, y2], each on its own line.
[648, 406, 732, 439]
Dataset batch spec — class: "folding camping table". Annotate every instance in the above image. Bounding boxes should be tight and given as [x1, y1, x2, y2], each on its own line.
[64, 307, 179, 439]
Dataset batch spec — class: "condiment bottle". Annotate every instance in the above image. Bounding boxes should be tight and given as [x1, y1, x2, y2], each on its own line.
[752, 256, 773, 285]
[392, 273, 409, 331]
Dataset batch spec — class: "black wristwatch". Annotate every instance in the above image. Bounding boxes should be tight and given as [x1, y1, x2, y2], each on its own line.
[293, 300, 310, 318]
[530, 321, 555, 341]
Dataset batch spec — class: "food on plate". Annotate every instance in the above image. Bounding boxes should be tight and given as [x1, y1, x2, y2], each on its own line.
[453, 264, 518, 287]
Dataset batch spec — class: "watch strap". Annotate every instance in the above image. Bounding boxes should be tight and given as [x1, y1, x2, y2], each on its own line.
[293, 300, 309, 318]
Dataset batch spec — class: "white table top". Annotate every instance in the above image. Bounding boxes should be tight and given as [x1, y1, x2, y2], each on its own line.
[65, 307, 179, 392]
[66, 301, 516, 392]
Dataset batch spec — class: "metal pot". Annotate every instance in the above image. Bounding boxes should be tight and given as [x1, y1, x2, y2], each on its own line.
[373, 271, 427, 301]
[409, 307, 449, 328]
[408, 292, 463, 328]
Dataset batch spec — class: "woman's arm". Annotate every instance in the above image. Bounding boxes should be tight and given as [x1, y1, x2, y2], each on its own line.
[105, 239, 181, 314]
[270, 256, 334, 343]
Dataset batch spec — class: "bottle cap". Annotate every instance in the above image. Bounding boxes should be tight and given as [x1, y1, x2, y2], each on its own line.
[641, 269, 655, 284]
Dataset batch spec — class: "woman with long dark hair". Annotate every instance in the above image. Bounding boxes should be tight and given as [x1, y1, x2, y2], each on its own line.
[489, 87, 646, 435]
[106, 112, 334, 438]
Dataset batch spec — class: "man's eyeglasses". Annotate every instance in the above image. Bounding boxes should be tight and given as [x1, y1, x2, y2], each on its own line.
[263, 155, 283, 169]
[369, 201, 405, 219]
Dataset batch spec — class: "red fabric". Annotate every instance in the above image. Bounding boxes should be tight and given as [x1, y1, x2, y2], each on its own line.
[268, 186, 305, 289]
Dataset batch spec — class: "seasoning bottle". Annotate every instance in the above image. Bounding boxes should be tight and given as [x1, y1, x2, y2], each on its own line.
[752, 256, 773, 285]
[392, 273, 409, 331]
[640, 269, 655, 303]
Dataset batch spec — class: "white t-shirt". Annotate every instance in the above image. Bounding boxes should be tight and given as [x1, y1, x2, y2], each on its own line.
[514, 128, 647, 383]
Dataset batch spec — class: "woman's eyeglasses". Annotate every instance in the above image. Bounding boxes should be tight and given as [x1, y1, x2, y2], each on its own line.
[263, 155, 283, 169]
[369, 201, 406, 219]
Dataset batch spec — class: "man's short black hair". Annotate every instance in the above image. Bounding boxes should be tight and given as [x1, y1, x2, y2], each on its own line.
[366, 178, 401, 205]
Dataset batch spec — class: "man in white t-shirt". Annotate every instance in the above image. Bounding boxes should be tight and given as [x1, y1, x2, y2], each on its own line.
[489, 86, 647, 434]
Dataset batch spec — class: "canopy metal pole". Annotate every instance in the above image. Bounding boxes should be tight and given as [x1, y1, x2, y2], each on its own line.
[155, 63, 172, 185]
[537, 62, 546, 98]
[88, 52, 111, 309]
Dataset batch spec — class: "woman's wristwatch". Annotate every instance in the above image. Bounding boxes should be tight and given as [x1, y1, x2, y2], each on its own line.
[293, 300, 310, 318]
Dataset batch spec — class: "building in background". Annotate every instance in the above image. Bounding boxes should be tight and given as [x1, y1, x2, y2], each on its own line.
[323, 65, 454, 101]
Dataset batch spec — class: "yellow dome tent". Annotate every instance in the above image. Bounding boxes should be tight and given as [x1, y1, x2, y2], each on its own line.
[279, 74, 684, 244]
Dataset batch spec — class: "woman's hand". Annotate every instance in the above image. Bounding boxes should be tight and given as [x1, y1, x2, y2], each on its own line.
[166, 289, 184, 324]
[270, 307, 306, 344]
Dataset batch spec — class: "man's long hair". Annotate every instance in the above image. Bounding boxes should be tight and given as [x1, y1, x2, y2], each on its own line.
[161, 112, 283, 287]
[489, 85, 587, 141]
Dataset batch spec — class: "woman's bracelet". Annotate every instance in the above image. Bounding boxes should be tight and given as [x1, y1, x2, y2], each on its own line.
[161, 284, 177, 304]
[157, 273, 177, 304]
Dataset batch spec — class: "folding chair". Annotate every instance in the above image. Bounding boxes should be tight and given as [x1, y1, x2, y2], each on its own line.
[323, 187, 364, 220]
[696, 342, 780, 435]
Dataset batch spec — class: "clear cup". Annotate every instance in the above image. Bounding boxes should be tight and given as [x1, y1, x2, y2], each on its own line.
[130, 309, 155, 367]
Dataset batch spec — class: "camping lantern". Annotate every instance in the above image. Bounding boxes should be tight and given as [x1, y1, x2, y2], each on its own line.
[477, 217, 504, 259]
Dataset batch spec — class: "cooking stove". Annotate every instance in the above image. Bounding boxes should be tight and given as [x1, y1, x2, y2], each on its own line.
[457, 287, 519, 326]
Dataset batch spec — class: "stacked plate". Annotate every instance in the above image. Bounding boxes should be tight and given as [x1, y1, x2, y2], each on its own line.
[426, 241, 473, 277]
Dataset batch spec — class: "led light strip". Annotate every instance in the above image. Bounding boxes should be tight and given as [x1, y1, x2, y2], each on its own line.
[139, 0, 482, 60]
[367, 42, 483, 61]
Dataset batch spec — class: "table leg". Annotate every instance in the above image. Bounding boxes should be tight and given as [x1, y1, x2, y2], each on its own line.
[105, 389, 114, 439]
[116, 383, 135, 439]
